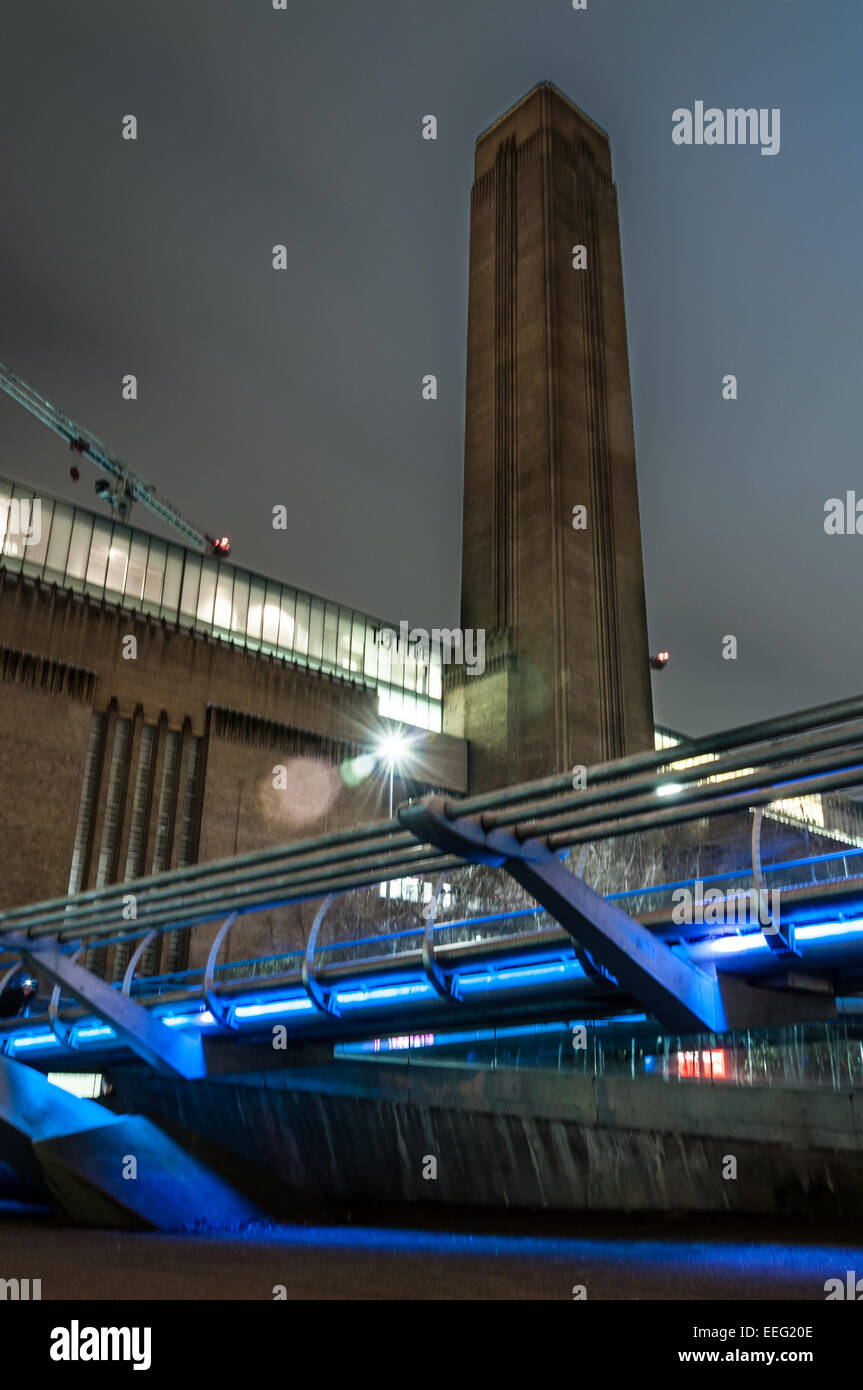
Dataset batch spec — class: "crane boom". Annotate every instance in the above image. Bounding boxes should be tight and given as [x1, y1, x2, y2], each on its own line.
[0, 362, 229, 555]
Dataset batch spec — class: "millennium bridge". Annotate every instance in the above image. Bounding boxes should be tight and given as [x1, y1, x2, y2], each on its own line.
[4, 691, 863, 1227]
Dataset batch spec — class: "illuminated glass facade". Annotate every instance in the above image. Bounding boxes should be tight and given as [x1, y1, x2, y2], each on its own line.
[654, 726, 842, 838]
[0, 475, 442, 730]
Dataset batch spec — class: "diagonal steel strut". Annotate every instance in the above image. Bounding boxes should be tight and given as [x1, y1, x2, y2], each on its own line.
[398, 796, 727, 1033]
[4, 934, 206, 1079]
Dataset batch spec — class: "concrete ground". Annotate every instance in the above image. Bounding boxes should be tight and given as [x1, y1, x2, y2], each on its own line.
[2, 1201, 862, 1300]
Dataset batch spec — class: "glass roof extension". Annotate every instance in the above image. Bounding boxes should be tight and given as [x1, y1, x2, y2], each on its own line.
[0, 475, 442, 732]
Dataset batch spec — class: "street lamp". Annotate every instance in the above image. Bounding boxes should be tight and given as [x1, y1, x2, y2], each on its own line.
[376, 729, 410, 817]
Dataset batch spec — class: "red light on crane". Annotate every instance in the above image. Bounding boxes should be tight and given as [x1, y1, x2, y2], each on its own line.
[0, 362, 229, 556]
[650, 650, 670, 670]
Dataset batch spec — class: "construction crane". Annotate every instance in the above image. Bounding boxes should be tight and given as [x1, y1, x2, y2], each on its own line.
[0, 362, 230, 556]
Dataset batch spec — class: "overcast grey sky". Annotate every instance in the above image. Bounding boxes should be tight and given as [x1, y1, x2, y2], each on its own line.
[1, 0, 862, 737]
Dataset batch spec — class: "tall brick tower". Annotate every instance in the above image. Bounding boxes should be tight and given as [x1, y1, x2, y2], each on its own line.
[445, 83, 654, 792]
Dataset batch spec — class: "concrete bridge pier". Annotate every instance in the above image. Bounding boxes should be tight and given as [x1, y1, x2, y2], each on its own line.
[0, 1054, 270, 1229]
[107, 1055, 863, 1222]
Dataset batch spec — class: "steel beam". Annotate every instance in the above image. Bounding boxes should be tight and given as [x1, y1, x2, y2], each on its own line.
[3, 934, 206, 1079]
[398, 796, 728, 1033]
[453, 690, 863, 818]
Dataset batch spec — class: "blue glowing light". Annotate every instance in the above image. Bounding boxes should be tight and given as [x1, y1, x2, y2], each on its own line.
[15, 906, 863, 1063]
[12, 1033, 59, 1049]
[796, 918, 863, 942]
[458, 960, 576, 990]
[700, 919, 863, 954]
[233, 997, 315, 1019]
[335, 982, 433, 1006]
[707, 933, 768, 955]
[161, 1010, 217, 1027]
[338, 1017, 602, 1056]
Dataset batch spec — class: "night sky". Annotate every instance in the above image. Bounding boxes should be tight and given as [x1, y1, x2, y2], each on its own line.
[1, 0, 861, 738]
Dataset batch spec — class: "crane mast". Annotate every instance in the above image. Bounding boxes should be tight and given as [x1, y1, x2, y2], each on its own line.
[0, 362, 230, 556]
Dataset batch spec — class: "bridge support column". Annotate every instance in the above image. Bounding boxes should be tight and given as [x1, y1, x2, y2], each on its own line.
[398, 795, 727, 1033]
[398, 796, 838, 1032]
[0, 1054, 266, 1228]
